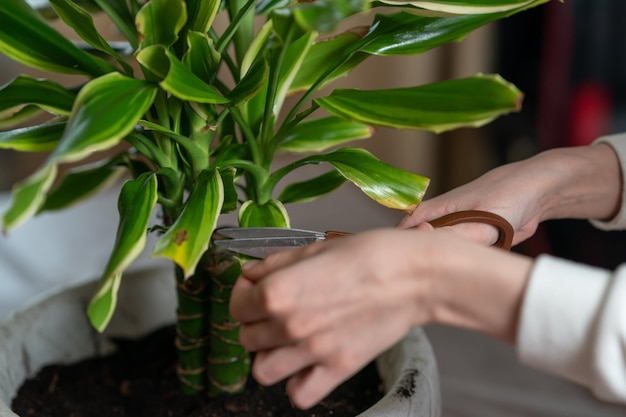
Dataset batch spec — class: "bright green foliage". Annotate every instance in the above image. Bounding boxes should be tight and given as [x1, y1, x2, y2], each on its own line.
[0, 0, 549, 398]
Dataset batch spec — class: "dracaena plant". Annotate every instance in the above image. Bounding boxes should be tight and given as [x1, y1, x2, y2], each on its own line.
[0, 0, 547, 398]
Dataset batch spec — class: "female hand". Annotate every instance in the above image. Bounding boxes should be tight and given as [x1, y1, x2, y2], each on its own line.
[229, 229, 532, 409]
[400, 144, 621, 246]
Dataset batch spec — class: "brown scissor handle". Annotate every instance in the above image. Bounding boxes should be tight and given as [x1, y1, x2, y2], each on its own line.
[429, 210, 513, 251]
[324, 210, 513, 251]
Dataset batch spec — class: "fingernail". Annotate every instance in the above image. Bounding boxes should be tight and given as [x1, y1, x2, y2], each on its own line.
[242, 260, 260, 272]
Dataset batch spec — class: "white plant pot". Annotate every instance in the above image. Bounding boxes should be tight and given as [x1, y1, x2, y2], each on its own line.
[0, 270, 441, 416]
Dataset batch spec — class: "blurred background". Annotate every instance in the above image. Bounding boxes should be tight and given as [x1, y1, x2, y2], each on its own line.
[2, 1, 626, 416]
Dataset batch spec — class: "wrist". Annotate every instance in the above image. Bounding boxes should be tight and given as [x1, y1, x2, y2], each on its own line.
[535, 144, 621, 222]
[425, 236, 533, 343]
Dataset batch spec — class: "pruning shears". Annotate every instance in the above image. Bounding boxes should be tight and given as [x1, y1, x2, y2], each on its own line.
[214, 210, 513, 259]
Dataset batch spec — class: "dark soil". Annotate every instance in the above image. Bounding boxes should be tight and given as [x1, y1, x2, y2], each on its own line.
[12, 325, 384, 417]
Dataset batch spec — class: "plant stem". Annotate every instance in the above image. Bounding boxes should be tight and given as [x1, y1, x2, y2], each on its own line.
[175, 265, 211, 395]
[206, 246, 250, 397]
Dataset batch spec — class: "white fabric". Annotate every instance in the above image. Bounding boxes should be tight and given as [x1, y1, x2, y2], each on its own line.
[517, 133, 626, 407]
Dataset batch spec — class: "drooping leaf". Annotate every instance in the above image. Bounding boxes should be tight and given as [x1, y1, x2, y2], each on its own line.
[137, 45, 229, 104]
[0, 121, 66, 152]
[0, 76, 76, 117]
[41, 160, 127, 211]
[136, 0, 187, 48]
[278, 170, 347, 204]
[153, 169, 224, 278]
[269, 147, 429, 213]
[48, 0, 133, 73]
[2, 164, 57, 233]
[279, 116, 372, 152]
[315, 73, 522, 133]
[239, 199, 290, 228]
[87, 172, 158, 331]
[49, 73, 157, 165]
[0, 0, 115, 75]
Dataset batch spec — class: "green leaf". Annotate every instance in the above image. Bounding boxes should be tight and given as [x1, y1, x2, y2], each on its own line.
[0, 75, 76, 117]
[91, 0, 138, 48]
[270, 147, 429, 213]
[136, 0, 187, 48]
[2, 164, 57, 233]
[315, 73, 522, 133]
[219, 167, 238, 214]
[375, 0, 543, 14]
[0, 0, 115, 75]
[48, 0, 133, 73]
[184, 31, 221, 84]
[41, 160, 126, 211]
[359, 11, 509, 56]
[137, 45, 229, 104]
[279, 116, 372, 152]
[87, 172, 158, 332]
[0, 121, 65, 152]
[228, 58, 269, 104]
[48, 73, 157, 165]
[239, 199, 290, 228]
[0, 105, 43, 129]
[153, 169, 224, 278]
[289, 29, 367, 93]
[290, 0, 369, 32]
[185, 0, 220, 33]
[278, 170, 347, 204]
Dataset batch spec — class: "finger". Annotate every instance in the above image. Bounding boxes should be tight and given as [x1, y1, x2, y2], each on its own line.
[241, 241, 327, 281]
[229, 276, 276, 323]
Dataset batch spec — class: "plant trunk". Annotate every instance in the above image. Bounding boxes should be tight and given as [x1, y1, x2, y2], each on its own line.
[175, 264, 211, 394]
[174, 245, 250, 397]
[206, 246, 250, 396]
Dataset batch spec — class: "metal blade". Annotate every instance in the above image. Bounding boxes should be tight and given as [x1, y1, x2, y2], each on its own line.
[216, 227, 325, 239]
[214, 235, 322, 259]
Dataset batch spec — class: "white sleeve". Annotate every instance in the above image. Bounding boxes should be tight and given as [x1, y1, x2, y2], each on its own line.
[517, 254, 626, 404]
[590, 133, 626, 230]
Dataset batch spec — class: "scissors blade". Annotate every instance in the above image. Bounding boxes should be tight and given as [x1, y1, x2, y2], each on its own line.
[214, 227, 327, 258]
[216, 227, 326, 239]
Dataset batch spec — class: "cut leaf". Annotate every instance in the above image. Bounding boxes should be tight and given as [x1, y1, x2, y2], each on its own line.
[153, 169, 224, 278]
[315, 73, 522, 133]
[87, 172, 158, 331]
